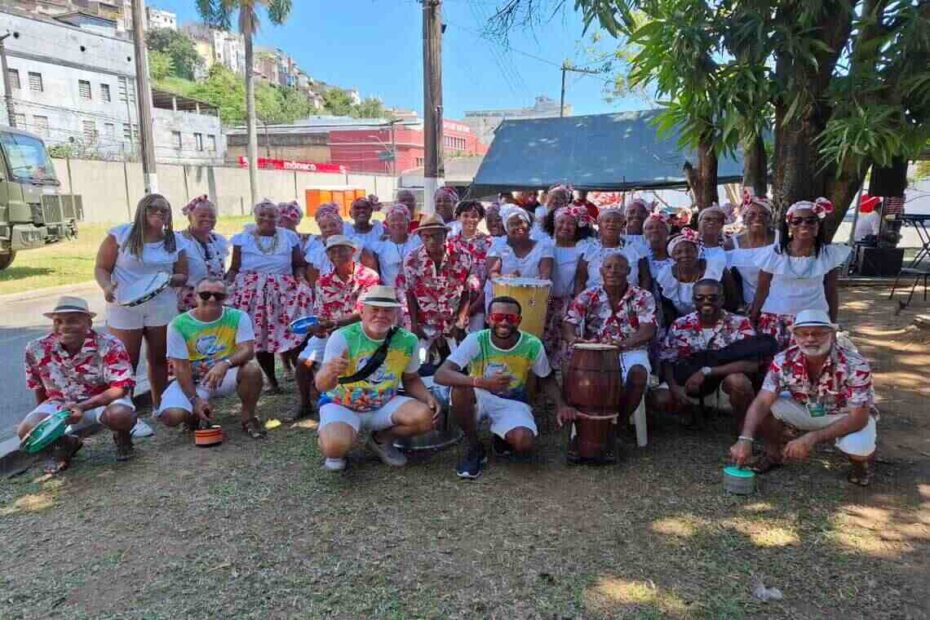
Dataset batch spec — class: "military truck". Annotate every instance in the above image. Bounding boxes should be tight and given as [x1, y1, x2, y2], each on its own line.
[0, 127, 82, 270]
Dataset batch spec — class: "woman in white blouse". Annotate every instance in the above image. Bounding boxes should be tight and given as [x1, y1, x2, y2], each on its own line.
[177, 195, 228, 312]
[575, 207, 647, 293]
[487, 206, 555, 282]
[95, 194, 188, 434]
[342, 196, 384, 248]
[228, 199, 310, 391]
[367, 203, 422, 288]
[304, 203, 349, 281]
[726, 196, 776, 310]
[655, 227, 730, 320]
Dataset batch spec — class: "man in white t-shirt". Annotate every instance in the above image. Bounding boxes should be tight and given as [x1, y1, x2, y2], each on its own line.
[157, 278, 266, 438]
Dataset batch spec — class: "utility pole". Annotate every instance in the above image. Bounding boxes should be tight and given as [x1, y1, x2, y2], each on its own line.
[422, 0, 443, 214]
[560, 63, 601, 117]
[130, 0, 158, 193]
[389, 119, 398, 177]
[0, 33, 16, 127]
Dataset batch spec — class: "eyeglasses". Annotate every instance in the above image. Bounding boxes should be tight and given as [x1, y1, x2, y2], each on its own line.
[693, 294, 721, 302]
[197, 291, 227, 301]
[789, 216, 819, 227]
[488, 312, 521, 324]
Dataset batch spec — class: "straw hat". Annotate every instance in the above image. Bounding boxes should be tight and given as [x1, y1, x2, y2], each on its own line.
[416, 214, 450, 233]
[325, 234, 356, 250]
[789, 309, 838, 331]
[360, 285, 403, 308]
[43, 296, 96, 319]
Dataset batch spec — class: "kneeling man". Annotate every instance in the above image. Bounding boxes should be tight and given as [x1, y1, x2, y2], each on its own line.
[435, 296, 567, 479]
[20, 296, 137, 473]
[315, 286, 439, 472]
[730, 310, 877, 486]
[158, 277, 266, 438]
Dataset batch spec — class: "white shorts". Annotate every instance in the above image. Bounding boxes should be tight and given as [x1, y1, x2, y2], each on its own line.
[298, 336, 328, 363]
[106, 289, 177, 330]
[28, 398, 135, 434]
[472, 389, 537, 439]
[771, 397, 877, 457]
[618, 349, 651, 380]
[155, 368, 239, 416]
[319, 396, 413, 433]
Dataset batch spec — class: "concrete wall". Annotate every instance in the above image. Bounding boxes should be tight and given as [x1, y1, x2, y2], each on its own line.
[53, 158, 399, 222]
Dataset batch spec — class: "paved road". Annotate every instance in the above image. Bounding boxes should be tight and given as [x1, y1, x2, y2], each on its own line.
[0, 283, 149, 441]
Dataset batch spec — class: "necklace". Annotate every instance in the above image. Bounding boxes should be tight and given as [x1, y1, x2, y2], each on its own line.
[253, 229, 279, 255]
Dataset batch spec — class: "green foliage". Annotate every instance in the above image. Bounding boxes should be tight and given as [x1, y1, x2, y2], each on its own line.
[148, 50, 174, 82]
[146, 28, 202, 81]
[321, 87, 355, 117]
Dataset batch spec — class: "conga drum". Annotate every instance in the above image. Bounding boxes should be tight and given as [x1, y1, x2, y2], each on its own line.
[563, 343, 623, 462]
[491, 277, 551, 337]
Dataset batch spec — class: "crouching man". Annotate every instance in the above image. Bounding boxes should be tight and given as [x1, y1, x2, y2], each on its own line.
[157, 278, 266, 438]
[730, 310, 877, 486]
[315, 286, 440, 472]
[20, 296, 137, 473]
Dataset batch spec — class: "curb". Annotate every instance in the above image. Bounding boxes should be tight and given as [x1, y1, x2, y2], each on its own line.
[0, 280, 97, 303]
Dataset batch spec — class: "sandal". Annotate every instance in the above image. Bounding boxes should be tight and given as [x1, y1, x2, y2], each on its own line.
[750, 453, 783, 474]
[242, 417, 267, 439]
[847, 461, 871, 487]
[43, 436, 83, 475]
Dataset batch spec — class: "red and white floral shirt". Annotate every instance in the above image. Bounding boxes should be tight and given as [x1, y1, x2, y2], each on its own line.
[450, 232, 494, 282]
[762, 343, 874, 411]
[24, 330, 135, 403]
[660, 311, 756, 363]
[399, 243, 477, 338]
[565, 285, 657, 343]
[313, 263, 380, 322]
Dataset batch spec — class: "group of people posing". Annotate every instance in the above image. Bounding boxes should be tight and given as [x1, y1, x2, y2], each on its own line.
[17, 185, 877, 486]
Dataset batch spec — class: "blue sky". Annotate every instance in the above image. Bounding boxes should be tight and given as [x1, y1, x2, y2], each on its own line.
[150, 0, 649, 119]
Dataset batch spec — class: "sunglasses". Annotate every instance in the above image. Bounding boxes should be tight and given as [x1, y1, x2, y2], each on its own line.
[197, 291, 227, 301]
[488, 312, 521, 324]
[789, 216, 819, 227]
[693, 294, 721, 302]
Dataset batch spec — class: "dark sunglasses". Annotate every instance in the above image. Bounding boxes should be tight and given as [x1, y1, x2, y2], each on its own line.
[694, 294, 721, 302]
[488, 312, 521, 324]
[789, 216, 819, 227]
[197, 291, 227, 301]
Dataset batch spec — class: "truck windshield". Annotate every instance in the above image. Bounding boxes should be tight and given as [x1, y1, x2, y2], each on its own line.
[0, 131, 59, 185]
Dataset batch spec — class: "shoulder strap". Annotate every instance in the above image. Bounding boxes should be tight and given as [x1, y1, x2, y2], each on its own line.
[338, 327, 398, 385]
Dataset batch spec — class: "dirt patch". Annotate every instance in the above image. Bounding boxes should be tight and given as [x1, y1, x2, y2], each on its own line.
[1, 288, 928, 618]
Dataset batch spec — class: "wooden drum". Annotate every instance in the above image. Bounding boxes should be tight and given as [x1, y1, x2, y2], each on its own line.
[491, 277, 551, 338]
[563, 343, 622, 462]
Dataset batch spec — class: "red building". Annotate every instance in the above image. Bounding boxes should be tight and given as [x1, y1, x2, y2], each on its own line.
[328, 119, 488, 174]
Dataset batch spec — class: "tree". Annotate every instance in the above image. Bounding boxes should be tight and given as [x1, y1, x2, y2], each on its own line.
[353, 96, 390, 119]
[322, 87, 355, 116]
[148, 50, 174, 82]
[146, 28, 203, 80]
[197, 0, 294, 206]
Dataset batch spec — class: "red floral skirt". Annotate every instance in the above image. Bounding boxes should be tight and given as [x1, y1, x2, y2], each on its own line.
[231, 272, 311, 353]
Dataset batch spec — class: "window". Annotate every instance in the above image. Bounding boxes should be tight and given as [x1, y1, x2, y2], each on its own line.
[194, 132, 203, 151]
[78, 80, 92, 100]
[7, 69, 20, 90]
[172, 131, 182, 149]
[415, 156, 424, 167]
[118, 76, 135, 103]
[28, 72, 43, 92]
[207, 135, 216, 152]
[100, 83, 111, 102]
[122, 123, 133, 141]
[104, 123, 115, 138]
[133, 124, 140, 140]
[33, 116, 49, 136]
[13, 113, 26, 128]
[82, 120, 96, 144]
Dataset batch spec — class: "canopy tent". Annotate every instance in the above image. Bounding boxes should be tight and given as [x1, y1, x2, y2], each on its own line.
[469, 109, 744, 196]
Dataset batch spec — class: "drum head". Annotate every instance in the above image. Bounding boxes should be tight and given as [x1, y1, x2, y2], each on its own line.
[493, 276, 552, 287]
[289, 316, 319, 335]
[117, 272, 170, 307]
[20, 411, 69, 454]
[572, 343, 618, 351]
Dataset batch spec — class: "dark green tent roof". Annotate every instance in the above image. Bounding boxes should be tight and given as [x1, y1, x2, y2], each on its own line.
[469, 109, 743, 195]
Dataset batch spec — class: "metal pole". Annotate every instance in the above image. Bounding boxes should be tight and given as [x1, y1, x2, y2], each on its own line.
[130, 0, 158, 193]
[422, 0, 443, 214]
[0, 34, 16, 127]
[390, 120, 397, 177]
[560, 65, 566, 118]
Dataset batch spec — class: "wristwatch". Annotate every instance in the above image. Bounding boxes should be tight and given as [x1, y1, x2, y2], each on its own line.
[700, 366, 713, 376]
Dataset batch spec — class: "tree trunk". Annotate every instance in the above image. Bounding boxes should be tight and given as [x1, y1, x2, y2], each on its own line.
[696, 138, 719, 209]
[742, 135, 767, 197]
[244, 30, 259, 207]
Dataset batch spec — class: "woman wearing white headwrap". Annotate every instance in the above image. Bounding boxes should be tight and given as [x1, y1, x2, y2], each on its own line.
[488, 206, 555, 281]
[575, 207, 647, 294]
[623, 198, 652, 255]
[697, 205, 734, 264]
[655, 228, 730, 318]
[726, 196, 776, 309]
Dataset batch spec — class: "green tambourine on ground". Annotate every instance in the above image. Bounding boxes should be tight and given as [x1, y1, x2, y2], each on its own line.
[20, 411, 70, 454]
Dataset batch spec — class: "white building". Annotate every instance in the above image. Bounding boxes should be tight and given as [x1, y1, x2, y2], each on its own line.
[212, 29, 246, 76]
[464, 95, 569, 146]
[145, 6, 177, 31]
[0, 7, 226, 165]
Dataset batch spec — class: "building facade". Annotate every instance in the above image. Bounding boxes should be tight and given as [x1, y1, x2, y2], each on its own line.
[464, 95, 569, 146]
[145, 6, 177, 31]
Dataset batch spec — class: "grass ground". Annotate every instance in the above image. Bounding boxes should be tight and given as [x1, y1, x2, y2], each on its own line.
[1, 291, 928, 618]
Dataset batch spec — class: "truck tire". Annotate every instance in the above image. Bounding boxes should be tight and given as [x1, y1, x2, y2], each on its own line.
[0, 251, 14, 270]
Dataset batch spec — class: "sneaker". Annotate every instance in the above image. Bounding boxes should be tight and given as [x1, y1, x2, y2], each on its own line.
[367, 434, 408, 467]
[323, 457, 346, 472]
[130, 419, 154, 438]
[492, 435, 513, 458]
[455, 444, 487, 480]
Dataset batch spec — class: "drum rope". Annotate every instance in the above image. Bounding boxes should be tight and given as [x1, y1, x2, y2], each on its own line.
[574, 411, 619, 421]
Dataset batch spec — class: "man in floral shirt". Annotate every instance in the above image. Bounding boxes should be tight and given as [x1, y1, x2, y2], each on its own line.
[295, 235, 379, 419]
[658, 279, 761, 425]
[20, 296, 137, 473]
[400, 214, 477, 357]
[730, 309, 877, 486]
[562, 253, 656, 428]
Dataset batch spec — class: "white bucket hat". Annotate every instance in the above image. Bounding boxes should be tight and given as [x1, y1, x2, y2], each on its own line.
[790, 309, 838, 331]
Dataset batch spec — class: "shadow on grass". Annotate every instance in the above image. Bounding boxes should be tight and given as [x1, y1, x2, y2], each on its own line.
[0, 266, 54, 282]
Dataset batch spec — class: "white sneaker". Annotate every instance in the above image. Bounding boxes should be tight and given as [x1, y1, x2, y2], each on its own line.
[367, 435, 408, 467]
[130, 419, 155, 438]
[323, 457, 346, 472]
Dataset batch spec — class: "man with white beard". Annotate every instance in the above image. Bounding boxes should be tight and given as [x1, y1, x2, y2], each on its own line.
[729, 310, 877, 486]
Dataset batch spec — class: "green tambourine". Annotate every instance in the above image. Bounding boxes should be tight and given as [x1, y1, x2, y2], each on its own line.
[20, 411, 70, 454]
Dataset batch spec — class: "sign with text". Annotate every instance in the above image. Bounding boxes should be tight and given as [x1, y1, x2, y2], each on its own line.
[238, 156, 347, 174]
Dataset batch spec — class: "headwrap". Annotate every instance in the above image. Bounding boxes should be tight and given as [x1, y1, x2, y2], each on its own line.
[315, 202, 342, 224]
[547, 183, 573, 205]
[434, 186, 459, 203]
[667, 227, 701, 255]
[352, 196, 374, 212]
[625, 197, 650, 214]
[501, 204, 531, 230]
[597, 205, 626, 220]
[367, 194, 382, 211]
[385, 203, 411, 221]
[278, 201, 303, 224]
[182, 194, 213, 216]
[485, 201, 502, 217]
[645, 212, 671, 231]
[742, 190, 773, 215]
[252, 198, 279, 216]
[859, 194, 881, 213]
[554, 205, 592, 228]
[698, 204, 729, 224]
[786, 197, 833, 222]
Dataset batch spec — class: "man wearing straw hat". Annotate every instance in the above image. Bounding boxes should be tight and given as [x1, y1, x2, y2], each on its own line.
[730, 309, 877, 486]
[20, 296, 137, 473]
[315, 285, 440, 472]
